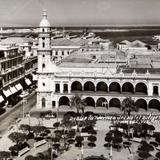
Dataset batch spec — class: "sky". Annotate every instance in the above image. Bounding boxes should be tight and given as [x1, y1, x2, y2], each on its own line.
[0, 0, 160, 26]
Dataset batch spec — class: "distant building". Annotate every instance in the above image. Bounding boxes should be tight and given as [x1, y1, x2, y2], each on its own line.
[117, 40, 148, 53]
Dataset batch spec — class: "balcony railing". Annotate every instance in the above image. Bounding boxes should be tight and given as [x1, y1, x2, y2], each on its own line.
[3, 74, 25, 87]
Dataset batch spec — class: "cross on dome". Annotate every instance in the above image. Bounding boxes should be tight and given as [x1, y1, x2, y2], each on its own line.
[43, 9, 47, 19]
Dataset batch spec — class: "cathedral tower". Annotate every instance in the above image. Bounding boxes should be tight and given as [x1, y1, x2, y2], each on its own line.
[37, 10, 52, 109]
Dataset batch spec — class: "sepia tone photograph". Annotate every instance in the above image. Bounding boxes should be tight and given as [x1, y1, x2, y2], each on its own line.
[0, 0, 160, 160]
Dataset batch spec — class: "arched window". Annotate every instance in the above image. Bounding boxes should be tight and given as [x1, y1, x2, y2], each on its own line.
[42, 54, 45, 57]
[42, 28, 45, 32]
[42, 42, 45, 48]
[42, 63, 45, 68]
[42, 98, 46, 107]
[42, 37, 45, 40]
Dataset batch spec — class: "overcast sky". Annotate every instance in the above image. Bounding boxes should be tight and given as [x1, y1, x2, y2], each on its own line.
[0, 0, 160, 26]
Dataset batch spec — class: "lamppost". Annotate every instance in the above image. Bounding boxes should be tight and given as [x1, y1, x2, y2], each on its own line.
[81, 144, 84, 160]
[20, 91, 29, 118]
[102, 100, 108, 119]
[109, 133, 113, 160]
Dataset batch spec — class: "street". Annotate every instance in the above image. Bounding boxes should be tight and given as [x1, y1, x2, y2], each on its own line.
[0, 92, 36, 135]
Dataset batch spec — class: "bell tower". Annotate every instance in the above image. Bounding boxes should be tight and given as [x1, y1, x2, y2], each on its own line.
[38, 9, 51, 73]
[37, 10, 52, 109]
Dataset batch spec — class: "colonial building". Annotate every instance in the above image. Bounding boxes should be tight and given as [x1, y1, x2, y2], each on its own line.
[37, 11, 160, 111]
[0, 41, 37, 107]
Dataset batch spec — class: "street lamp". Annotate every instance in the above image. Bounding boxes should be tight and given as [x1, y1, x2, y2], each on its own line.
[81, 144, 84, 160]
[19, 91, 29, 118]
[102, 100, 108, 119]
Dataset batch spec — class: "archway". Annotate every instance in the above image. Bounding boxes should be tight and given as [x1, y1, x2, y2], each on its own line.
[109, 82, 121, 93]
[96, 97, 108, 107]
[135, 99, 147, 111]
[148, 99, 160, 111]
[96, 82, 108, 92]
[135, 83, 147, 95]
[109, 98, 121, 108]
[84, 81, 95, 92]
[122, 82, 134, 94]
[59, 96, 70, 106]
[71, 81, 82, 92]
[85, 97, 95, 107]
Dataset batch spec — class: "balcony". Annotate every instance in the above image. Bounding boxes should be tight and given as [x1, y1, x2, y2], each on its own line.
[3, 74, 25, 87]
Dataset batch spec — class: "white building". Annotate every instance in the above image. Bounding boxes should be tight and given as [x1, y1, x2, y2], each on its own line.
[37, 10, 160, 111]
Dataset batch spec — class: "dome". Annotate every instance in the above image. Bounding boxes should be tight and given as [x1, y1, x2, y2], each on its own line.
[39, 9, 51, 27]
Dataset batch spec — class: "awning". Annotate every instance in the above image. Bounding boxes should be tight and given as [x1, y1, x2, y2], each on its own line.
[10, 86, 18, 94]
[25, 78, 32, 86]
[15, 83, 23, 91]
[0, 95, 4, 103]
[32, 74, 38, 81]
[3, 88, 12, 97]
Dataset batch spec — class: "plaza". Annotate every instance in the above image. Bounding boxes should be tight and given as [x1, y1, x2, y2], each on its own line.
[1, 6, 160, 160]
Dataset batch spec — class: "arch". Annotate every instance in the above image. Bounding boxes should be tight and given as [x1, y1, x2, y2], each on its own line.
[71, 81, 82, 92]
[96, 82, 108, 92]
[109, 82, 121, 93]
[122, 82, 134, 94]
[135, 82, 147, 95]
[135, 99, 147, 111]
[109, 98, 121, 108]
[84, 81, 95, 92]
[96, 97, 108, 108]
[148, 99, 160, 111]
[85, 97, 95, 107]
[42, 98, 46, 108]
[59, 96, 70, 106]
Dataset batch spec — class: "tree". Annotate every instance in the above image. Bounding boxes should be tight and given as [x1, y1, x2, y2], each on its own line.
[75, 136, 84, 147]
[8, 132, 27, 145]
[121, 97, 138, 116]
[19, 124, 31, 133]
[70, 95, 86, 114]
[0, 151, 11, 160]
[53, 122, 60, 131]
[31, 125, 47, 137]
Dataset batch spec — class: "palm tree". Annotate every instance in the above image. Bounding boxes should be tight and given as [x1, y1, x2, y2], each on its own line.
[121, 97, 138, 116]
[70, 95, 86, 114]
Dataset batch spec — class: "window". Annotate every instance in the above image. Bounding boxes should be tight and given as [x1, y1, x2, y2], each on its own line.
[63, 84, 68, 92]
[55, 51, 58, 55]
[42, 37, 45, 40]
[52, 101, 55, 108]
[42, 28, 45, 32]
[42, 83, 45, 86]
[62, 51, 64, 56]
[93, 55, 96, 59]
[42, 63, 45, 68]
[42, 42, 45, 48]
[42, 54, 45, 57]
[153, 86, 158, 96]
[55, 84, 60, 92]
[42, 98, 46, 107]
